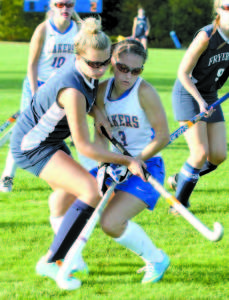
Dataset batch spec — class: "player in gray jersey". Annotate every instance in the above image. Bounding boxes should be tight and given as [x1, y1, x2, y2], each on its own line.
[0, 0, 79, 192]
[11, 17, 146, 290]
[168, 0, 229, 212]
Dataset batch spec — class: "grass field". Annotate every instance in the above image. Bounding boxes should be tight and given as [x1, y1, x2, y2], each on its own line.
[0, 42, 229, 300]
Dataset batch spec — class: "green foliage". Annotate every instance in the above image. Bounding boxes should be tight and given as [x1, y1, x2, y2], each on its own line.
[0, 0, 44, 41]
[0, 0, 216, 47]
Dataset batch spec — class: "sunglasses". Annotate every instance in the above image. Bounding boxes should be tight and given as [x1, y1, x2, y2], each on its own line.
[116, 62, 144, 76]
[54, 2, 74, 8]
[81, 56, 111, 69]
[221, 5, 229, 11]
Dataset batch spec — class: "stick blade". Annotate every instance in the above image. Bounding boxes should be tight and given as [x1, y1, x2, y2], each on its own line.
[211, 222, 224, 242]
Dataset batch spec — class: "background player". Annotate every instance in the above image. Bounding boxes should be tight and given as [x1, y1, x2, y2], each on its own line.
[168, 0, 229, 211]
[0, 0, 79, 192]
[132, 7, 150, 50]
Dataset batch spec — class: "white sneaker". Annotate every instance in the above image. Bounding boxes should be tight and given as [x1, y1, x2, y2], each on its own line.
[137, 251, 170, 284]
[36, 256, 81, 290]
[56, 270, 81, 290]
[36, 257, 60, 281]
[0, 176, 13, 192]
[71, 255, 89, 274]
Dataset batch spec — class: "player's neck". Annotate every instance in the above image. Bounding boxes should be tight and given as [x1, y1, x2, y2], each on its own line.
[53, 18, 71, 33]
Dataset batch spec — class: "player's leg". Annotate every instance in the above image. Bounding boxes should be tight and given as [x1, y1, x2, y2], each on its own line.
[175, 121, 209, 207]
[100, 157, 169, 283]
[39, 150, 100, 262]
[0, 77, 32, 192]
[140, 36, 147, 50]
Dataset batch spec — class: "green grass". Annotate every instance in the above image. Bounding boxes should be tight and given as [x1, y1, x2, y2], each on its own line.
[0, 42, 229, 300]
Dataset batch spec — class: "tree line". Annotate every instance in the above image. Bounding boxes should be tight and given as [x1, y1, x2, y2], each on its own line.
[0, 0, 213, 48]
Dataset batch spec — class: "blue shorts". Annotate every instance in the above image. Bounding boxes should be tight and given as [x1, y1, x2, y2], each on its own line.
[172, 79, 225, 123]
[20, 77, 45, 111]
[90, 157, 165, 210]
[12, 142, 71, 177]
[136, 35, 147, 40]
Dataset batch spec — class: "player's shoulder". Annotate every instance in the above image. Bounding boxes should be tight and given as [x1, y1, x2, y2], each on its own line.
[139, 79, 160, 104]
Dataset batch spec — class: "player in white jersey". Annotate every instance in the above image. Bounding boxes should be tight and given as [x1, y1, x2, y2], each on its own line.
[92, 39, 170, 284]
[0, 0, 79, 192]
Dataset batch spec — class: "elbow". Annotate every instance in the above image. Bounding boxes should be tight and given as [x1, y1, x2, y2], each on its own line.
[160, 132, 170, 148]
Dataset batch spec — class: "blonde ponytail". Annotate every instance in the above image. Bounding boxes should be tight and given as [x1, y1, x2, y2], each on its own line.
[74, 17, 111, 54]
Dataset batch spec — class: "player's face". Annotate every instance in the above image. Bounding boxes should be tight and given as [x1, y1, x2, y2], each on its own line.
[112, 53, 144, 91]
[77, 47, 111, 80]
[218, 0, 229, 33]
[53, 1, 75, 21]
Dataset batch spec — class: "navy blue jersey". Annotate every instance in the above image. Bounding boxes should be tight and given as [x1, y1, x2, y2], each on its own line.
[11, 58, 98, 167]
[135, 16, 148, 37]
[192, 24, 229, 92]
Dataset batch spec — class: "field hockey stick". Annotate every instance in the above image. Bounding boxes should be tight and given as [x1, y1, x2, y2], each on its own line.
[58, 181, 116, 281]
[169, 92, 229, 144]
[0, 125, 14, 148]
[101, 126, 224, 242]
[0, 110, 20, 134]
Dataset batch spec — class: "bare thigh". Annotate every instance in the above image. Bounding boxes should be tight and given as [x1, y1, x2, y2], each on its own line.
[39, 150, 100, 207]
[100, 191, 147, 238]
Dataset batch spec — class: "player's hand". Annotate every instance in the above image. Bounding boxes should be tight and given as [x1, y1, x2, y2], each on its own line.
[94, 110, 112, 138]
[199, 100, 215, 118]
[126, 158, 147, 182]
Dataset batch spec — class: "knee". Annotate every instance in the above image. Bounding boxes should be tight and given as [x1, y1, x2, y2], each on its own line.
[49, 190, 75, 216]
[191, 147, 209, 164]
[78, 176, 100, 206]
[100, 213, 126, 238]
[211, 152, 227, 166]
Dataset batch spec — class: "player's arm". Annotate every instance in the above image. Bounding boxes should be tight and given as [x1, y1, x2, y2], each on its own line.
[58, 87, 135, 167]
[27, 22, 46, 96]
[177, 30, 210, 112]
[132, 17, 137, 38]
[137, 81, 170, 161]
[93, 80, 110, 151]
[145, 17, 150, 36]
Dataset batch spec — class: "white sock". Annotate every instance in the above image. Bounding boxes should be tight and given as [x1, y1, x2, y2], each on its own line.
[2, 150, 17, 178]
[114, 221, 164, 264]
[49, 216, 64, 234]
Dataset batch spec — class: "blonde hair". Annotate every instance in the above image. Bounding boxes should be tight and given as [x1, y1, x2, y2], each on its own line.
[74, 17, 111, 55]
[212, 0, 221, 33]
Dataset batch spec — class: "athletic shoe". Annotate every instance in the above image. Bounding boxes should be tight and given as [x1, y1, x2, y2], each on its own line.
[167, 174, 178, 191]
[0, 176, 13, 192]
[137, 250, 170, 284]
[36, 256, 60, 281]
[56, 272, 81, 290]
[71, 255, 89, 275]
[36, 257, 81, 290]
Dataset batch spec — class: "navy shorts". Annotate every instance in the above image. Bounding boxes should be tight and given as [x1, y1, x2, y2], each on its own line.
[136, 35, 147, 40]
[90, 156, 165, 211]
[13, 142, 71, 177]
[172, 79, 225, 123]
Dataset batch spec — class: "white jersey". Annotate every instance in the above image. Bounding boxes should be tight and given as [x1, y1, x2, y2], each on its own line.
[104, 77, 161, 157]
[37, 19, 78, 82]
